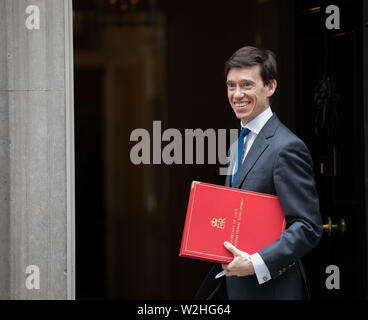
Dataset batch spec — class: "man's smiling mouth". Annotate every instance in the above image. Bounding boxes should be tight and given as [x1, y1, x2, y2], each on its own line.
[234, 101, 251, 108]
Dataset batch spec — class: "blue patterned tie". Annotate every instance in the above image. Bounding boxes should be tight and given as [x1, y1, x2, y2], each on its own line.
[232, 127, 251, 187]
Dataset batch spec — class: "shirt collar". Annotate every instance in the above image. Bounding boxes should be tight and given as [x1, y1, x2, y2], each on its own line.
[241, 106, 273, 134]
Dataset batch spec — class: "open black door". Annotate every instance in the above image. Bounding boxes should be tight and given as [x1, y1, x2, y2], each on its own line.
[295, 0, 367, 299]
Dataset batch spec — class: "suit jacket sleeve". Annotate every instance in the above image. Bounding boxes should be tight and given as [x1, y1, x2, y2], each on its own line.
[258, 139, 323, 280]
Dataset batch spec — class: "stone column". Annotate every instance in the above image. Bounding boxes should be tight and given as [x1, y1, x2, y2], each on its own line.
[0, 0, 75, 299]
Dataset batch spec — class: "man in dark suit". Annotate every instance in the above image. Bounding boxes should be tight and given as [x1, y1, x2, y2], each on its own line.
[196, 46, 323, 300]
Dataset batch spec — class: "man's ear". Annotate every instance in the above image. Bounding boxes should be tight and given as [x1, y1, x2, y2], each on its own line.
[266, 79, 277, 98]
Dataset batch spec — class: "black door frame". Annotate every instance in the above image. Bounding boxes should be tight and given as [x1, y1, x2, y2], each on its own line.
[363, 0, 368, 300]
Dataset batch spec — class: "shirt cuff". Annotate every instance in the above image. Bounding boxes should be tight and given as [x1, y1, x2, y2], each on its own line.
[251, 252, 272, 284]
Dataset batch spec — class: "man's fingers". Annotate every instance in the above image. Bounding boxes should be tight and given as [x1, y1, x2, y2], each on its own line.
[224, 241, 251, 259]
[224, 241, 241, 256]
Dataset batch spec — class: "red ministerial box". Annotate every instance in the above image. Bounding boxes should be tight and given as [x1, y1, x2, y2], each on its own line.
[179, 181, 286, 263]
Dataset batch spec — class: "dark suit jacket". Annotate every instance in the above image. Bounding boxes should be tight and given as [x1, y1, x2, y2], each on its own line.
[196, 114, 323, 300]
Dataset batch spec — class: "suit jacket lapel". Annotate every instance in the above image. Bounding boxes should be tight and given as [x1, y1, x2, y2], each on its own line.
[232, 135, 269, 188]
[232, 114, 280, 188]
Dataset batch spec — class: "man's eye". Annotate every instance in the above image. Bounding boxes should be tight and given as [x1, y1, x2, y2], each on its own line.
[227, 83, 236, 89]
[241, 82, 251, 88]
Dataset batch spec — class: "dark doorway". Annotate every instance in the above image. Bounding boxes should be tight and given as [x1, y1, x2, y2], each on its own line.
[74, 68, 107, 299]
[72, 0, 368, 299]
[295, 0, 367, 299]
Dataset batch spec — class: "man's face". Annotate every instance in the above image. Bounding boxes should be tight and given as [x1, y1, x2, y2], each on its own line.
[226, 65, 277, 125]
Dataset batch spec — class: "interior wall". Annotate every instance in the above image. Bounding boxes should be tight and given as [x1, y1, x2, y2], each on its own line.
[75, 12, 170, 298]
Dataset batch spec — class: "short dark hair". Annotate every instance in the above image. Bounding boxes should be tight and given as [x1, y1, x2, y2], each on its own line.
[224, 46, 277, 85]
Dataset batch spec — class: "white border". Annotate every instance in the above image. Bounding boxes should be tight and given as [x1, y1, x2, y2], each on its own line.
[64, 0, 75, 300]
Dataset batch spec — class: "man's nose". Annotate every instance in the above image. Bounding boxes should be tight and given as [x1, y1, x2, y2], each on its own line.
[234, 87, 244, 99]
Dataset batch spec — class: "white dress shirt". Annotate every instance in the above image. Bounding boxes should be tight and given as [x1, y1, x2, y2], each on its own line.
[232, 106, 273, 285]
